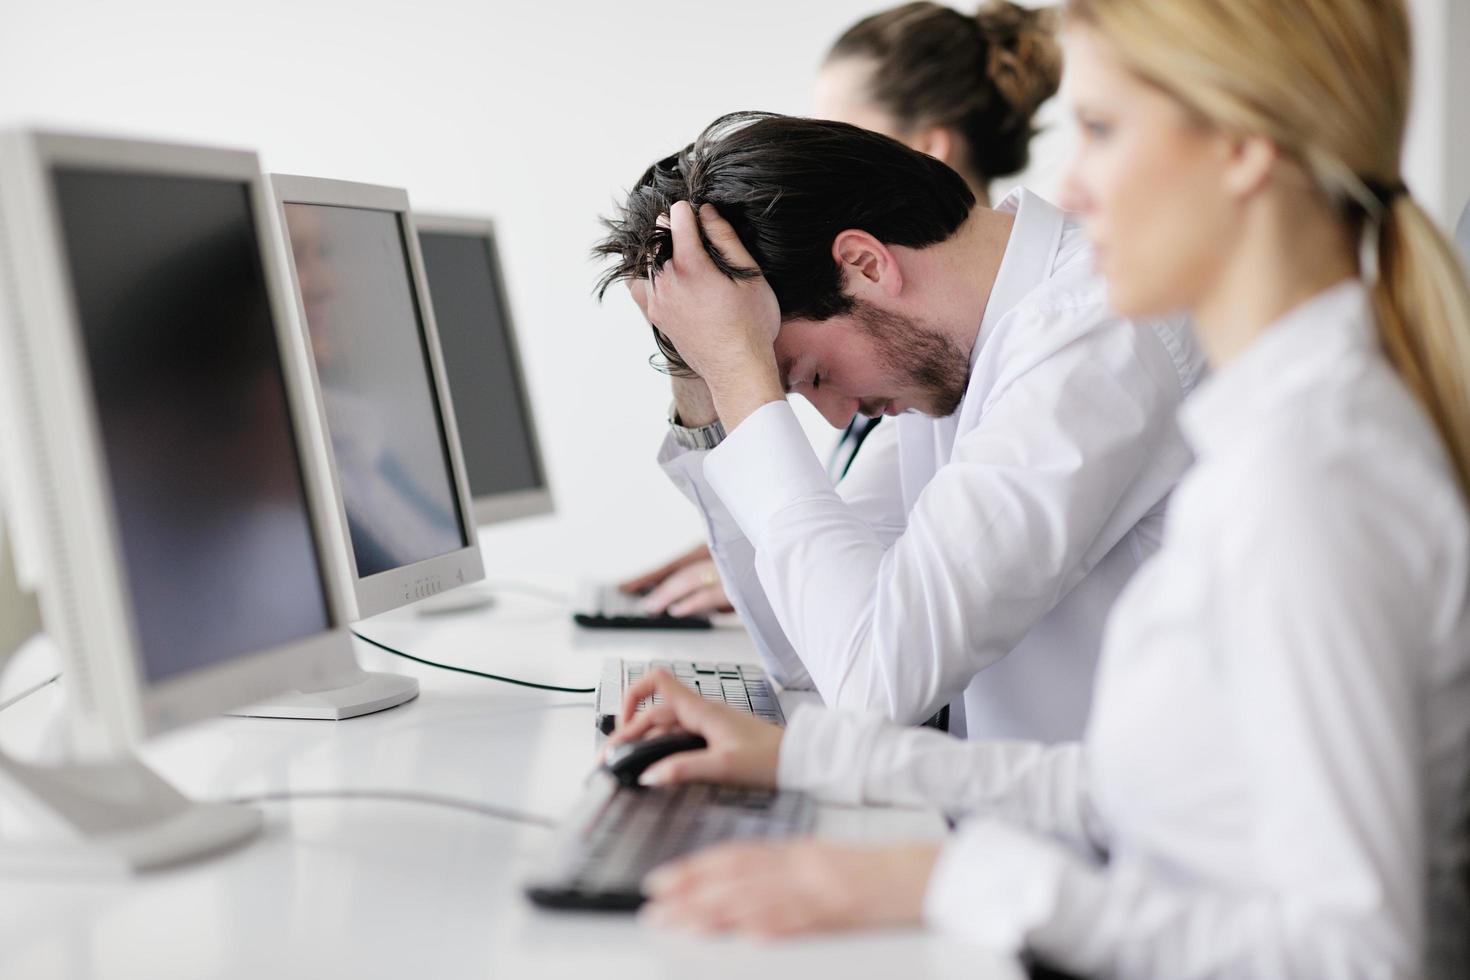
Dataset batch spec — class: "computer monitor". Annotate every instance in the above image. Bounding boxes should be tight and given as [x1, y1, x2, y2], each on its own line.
[414, 215, 552, 526]
[0, 130, 384, 872]
[0, 518, 41, 664]
[269, 176, 484, 620]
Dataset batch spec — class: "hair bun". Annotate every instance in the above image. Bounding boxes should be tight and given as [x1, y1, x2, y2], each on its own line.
[974, 2, 1062, 119]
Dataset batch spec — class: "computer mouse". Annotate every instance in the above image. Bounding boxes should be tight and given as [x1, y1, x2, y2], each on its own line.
[602, 732, 708, 788]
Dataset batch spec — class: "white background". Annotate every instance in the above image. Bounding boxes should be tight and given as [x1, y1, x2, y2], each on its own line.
[1, 0, 1464, 585]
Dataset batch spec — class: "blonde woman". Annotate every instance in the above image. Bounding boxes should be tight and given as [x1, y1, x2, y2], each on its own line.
[605, 0, 1470, 974]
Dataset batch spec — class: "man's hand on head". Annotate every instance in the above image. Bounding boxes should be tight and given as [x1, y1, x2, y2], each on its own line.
[645, 202, 784, 431]
[625, 275, 718, 428]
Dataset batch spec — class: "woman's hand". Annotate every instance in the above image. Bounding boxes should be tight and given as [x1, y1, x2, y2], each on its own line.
[617, 546, 734, 617]
[607, 668, 783, 787]
[642, 840, 942, 937]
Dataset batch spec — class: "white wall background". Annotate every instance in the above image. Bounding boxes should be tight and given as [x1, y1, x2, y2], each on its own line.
[1, 0, 1463, 584]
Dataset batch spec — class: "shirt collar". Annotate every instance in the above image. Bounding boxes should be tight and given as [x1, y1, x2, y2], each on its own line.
[970, 188, 1068, 369]
[1178, 279, 1377, 455]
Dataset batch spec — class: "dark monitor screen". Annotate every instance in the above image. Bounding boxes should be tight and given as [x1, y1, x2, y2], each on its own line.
[417, 228, 544, 503]
[282, 204, 469, 579]
[52, 168, 332, 685]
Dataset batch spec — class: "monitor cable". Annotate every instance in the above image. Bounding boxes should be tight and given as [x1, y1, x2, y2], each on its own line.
[0, 671, 60, 713]
[350, 630, 596, 694]
[227, 787, 557, 828]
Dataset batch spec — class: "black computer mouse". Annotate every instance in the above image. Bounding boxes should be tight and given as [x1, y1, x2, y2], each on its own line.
[602, 732, 708, 788]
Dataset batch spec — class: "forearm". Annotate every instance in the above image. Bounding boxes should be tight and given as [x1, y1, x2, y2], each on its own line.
[778, 705, 1097, 849]
[656, 430, 815, 689]
[671, 374, 718, 427]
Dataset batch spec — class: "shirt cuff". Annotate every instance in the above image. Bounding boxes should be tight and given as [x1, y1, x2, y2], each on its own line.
[775, 703, 887, 804]
[657, 430, 743, 543]
[923, 818, 1073, 956]
[703, 400, 836, 547]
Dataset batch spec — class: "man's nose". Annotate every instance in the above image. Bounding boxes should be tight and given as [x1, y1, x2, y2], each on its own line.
[803, 388, 860, 428]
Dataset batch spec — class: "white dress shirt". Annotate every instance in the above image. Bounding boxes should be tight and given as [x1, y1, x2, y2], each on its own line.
[660, 189, 1206, 741]
[778, 281, 1470, 979]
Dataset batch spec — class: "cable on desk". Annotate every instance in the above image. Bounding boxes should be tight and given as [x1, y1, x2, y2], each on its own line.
[351, 630, 597, 694]
[482, 580, 570, 605]
[227, 788, 558, 828]
[0, 671, 61, 713]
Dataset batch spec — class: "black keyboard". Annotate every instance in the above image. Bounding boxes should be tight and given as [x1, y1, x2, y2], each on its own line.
[572, 583, 712, 630]
[524, 777, 814, 911]
[595, 658, 785, 735]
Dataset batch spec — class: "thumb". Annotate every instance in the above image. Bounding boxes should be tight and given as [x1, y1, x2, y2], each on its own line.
[641, 749, 721, 787]
[694, 203, 760, 272]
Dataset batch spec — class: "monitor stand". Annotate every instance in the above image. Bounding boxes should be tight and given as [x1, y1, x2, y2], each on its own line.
[226, 665, 418, 721]
[412, 585, 496, 616]
[0, 750, 262, 874]
[0, 620, 261, 874]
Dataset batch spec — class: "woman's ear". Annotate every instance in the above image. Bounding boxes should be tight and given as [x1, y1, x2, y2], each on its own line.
[911, 126, 957, 169]
[1220, 132, 1278, 200]
[832, 230, 903, 299]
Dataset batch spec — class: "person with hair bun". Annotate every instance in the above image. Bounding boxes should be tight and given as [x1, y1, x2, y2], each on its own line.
[605, 1, 1470, 975]
[818, 0, 1061, 203]
[620, 2, 1065, 624]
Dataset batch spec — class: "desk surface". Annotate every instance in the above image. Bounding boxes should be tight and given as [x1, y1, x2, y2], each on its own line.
[0, 585, 1022, 980]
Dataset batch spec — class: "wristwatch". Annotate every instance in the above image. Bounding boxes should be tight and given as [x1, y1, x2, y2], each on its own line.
[668, 402, 727, 451]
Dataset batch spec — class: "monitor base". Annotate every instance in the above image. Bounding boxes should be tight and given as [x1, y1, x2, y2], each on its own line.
[227, 668, 418, 720]
[0, 752, 261, 875]
[413, 587, 496, 616]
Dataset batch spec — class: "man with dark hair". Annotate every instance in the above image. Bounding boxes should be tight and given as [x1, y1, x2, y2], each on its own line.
[597, 112, 1203, 741]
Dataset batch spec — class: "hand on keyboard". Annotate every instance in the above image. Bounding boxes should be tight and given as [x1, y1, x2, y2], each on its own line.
[617, 545, 734, 617]
[607, 669, 784, 789]
[641, 839, 943, 938]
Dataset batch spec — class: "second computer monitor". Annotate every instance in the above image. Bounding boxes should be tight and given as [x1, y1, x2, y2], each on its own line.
[271, 176, 484, 620]
[415, 215, 552, 526]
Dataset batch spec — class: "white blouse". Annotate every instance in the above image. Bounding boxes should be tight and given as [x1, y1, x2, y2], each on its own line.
[777, 281, 1470, 978]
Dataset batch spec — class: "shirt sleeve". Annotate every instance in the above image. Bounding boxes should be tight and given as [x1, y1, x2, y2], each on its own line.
[657, 414, 910, 691]
[702, 310, 1189, 724]
[777, 704, 1100, 856]
[920, 469, 1430, 979]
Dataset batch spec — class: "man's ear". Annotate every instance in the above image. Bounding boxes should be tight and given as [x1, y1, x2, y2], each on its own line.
[832, 230, 902, 299]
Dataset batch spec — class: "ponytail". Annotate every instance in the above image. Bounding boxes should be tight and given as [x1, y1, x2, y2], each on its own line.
[1371, 193, 1470, 499]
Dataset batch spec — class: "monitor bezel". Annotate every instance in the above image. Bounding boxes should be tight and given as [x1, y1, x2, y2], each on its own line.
[0, 130, 361, 755]
[413, 212, 555, 527]
[268, 175, 485, 620]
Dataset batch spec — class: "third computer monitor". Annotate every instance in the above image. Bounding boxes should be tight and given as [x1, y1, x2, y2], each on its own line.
[271, 176, 484, 619]
[414, 215, 552, 526]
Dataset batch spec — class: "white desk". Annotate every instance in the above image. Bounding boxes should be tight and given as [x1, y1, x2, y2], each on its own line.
[0, 588, 1023, 980]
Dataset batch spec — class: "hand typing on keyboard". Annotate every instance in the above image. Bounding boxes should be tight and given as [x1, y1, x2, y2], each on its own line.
[607, 669, 784, 788]
[606, 668, 942, 939]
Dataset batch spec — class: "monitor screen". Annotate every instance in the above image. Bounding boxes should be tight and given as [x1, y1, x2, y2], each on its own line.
[282, 203, 469, 579]
[417, 229, 545, 502]
[52, 169, 332, 685]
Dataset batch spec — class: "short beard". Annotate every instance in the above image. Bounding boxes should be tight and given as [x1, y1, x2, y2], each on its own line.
[850, 300, 970, 418]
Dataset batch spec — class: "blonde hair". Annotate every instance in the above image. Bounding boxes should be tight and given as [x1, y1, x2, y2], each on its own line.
[1066, 0, 1470, 499]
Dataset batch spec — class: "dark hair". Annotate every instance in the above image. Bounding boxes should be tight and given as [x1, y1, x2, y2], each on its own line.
[828, 2, 1061, 184]
[594, 111, 976, 375]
